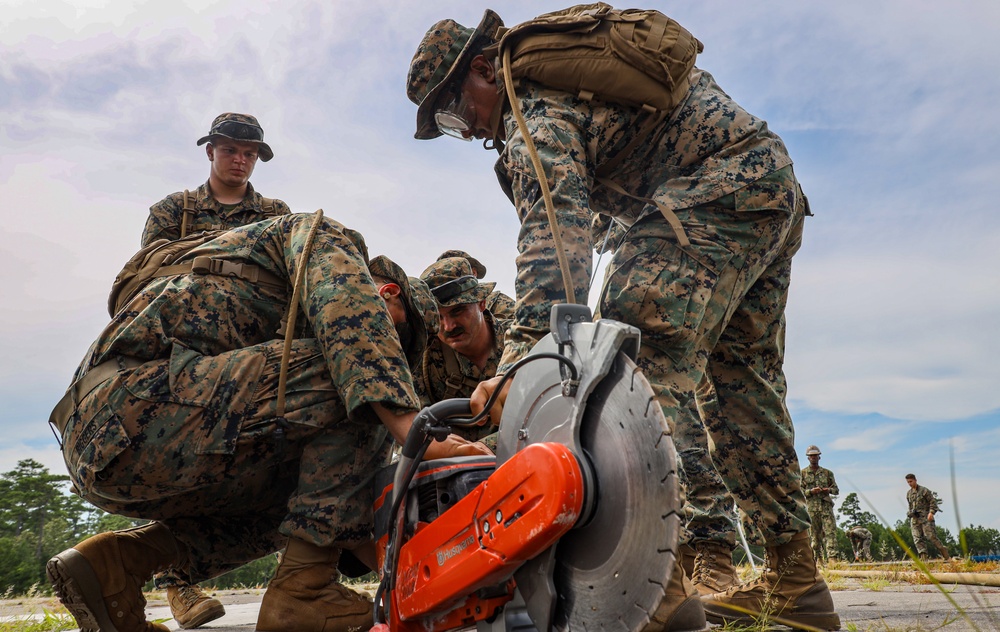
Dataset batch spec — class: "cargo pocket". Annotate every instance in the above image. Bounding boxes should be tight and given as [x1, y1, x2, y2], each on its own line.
[72, 404, 131, 492]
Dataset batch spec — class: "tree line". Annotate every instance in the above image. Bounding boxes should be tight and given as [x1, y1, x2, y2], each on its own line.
[0, 459, 275, 595]
[2, 460, 998, 596]
[834, 491, 1000, 561]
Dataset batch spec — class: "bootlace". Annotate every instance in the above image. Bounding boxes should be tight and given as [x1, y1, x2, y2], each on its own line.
[177, 584, 205, 607]
[692, 549, 713, 583]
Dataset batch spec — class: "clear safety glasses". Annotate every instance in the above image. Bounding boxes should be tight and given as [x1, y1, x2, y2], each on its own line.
[434, 82, 475, 141]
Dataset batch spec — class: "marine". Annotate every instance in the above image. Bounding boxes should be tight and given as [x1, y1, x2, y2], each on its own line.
[801, 445, 840, 563]
[847, 526, 873, 562]
[141, 112, 290, 247]
[414, 250, 512, 448]
[46, 212, 488, 632]
[905, 473, 950, 560]
[406, 5, 839, 629]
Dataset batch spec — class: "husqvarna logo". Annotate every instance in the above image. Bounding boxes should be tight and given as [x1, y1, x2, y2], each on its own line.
[436, 535, 475, 566]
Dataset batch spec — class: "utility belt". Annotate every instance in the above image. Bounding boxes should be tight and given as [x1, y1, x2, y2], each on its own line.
[48, 356, 144, 446]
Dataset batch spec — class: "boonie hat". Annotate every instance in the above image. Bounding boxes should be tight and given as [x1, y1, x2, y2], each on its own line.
[197, 112, 274, 162]
[407, 10, 504, 140]
[421, 251, 495, 307]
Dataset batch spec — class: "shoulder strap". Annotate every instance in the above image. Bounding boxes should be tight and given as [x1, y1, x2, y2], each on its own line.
[260, 196, 277, 216]
[180, 189, 196, 239]
[439, 345, 483, 400]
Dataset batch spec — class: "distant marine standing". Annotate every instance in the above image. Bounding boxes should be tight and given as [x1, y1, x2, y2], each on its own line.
[801, 445, 840, 563]
[905, 473, 950, 560]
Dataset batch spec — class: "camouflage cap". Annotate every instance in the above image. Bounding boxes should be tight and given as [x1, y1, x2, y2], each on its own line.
[421, 253, 495, 307]
[437, 249, 487, 278]
[369, 255, 438, 365]
[407, 9, 503, 140]
[805, 445, 822, 456]
[197, 112, 274, 162]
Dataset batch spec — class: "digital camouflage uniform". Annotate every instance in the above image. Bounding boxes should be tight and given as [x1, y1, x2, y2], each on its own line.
[405, 10, 847, 629]
[907, 483, 950, 558]
[801, 465, 840, 561]
[56, 213, 420, 584]
[847, 526, 873, 562]
[142, 180, 291, 246]
[482, 70, 810, 546]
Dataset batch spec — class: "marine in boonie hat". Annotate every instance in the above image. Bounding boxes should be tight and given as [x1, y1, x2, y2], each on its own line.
[197, 112, 275, 162]
[420, 252, 496, 308]
[406, 10, 504, 140]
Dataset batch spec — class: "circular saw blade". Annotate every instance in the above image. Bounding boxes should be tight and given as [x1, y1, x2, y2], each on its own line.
[552, 352, 681, 632]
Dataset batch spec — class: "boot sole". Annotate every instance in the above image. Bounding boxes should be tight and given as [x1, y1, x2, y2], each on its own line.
[176, 600, 227, 629]
[704, 605, 841, 631]
[46, 549, 120, 632]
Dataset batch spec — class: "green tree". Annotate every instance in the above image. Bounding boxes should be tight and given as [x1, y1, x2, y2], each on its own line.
[0, 459, 98, 593]
[837, 492, 878, 529]
[959, 525, 1000, 556]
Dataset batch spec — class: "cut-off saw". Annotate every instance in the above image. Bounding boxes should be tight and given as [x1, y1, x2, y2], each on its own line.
[372, 305, 681, 632]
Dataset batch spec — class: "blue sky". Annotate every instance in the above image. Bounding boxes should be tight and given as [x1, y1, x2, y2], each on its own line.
[2, 1, 998, 532]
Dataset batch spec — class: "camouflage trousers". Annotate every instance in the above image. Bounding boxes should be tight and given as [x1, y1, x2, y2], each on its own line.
[60, 338, 391, 584]
[807, 505, 839, 561]
[598, 166, 811, 547]
[911, 517, 950, 558]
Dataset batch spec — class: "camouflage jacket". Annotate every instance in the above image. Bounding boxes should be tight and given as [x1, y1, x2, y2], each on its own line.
[142, 181, 290, 246]
[77, 214, 418, 421]
[906, 484, 940, 519]
[800, 466, 839, 509]
[494, 69, 794, 370]
[847, 526, 871, 542]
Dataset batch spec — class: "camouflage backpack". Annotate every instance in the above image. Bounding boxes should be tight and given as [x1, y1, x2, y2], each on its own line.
[107, 230, 283, 317]
[487, 3, 704, 302]
[488, 3, 703, 126]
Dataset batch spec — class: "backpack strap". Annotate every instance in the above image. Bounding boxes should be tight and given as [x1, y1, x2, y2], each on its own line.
[276, 210, 325, 419]
[499, 47, 577, 305]
[260, 196, 278, 216]
[145, 257, 285, 288]
[594, 175, 689, 248]
[439, 344, 483, 400]
[179, 190, 196, 239]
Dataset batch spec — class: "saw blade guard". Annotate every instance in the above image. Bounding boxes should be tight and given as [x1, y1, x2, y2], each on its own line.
[496, 304, 681, 632]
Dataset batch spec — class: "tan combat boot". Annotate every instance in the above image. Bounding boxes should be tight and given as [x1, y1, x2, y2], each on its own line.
[256, 538, 373, 632]
[167, 581, 226, 629]
[687, 541, 739, 595]
[679, 543, 697, 578]
[645, 556, 707, 632]
[702, 530, 841, 630]
[46, 522, 186, 632]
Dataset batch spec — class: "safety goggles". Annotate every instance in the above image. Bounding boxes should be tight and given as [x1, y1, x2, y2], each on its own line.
[430, 275, 478, 302]
[210, 120, 265, 142]
[433, 82, 475, 141]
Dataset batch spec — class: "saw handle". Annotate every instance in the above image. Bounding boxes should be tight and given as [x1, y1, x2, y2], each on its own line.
[400, 399, 474, 459]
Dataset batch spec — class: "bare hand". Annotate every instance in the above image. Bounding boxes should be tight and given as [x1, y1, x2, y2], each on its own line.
[424, 434, 494, 460]
[470, 375, 510, 427]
